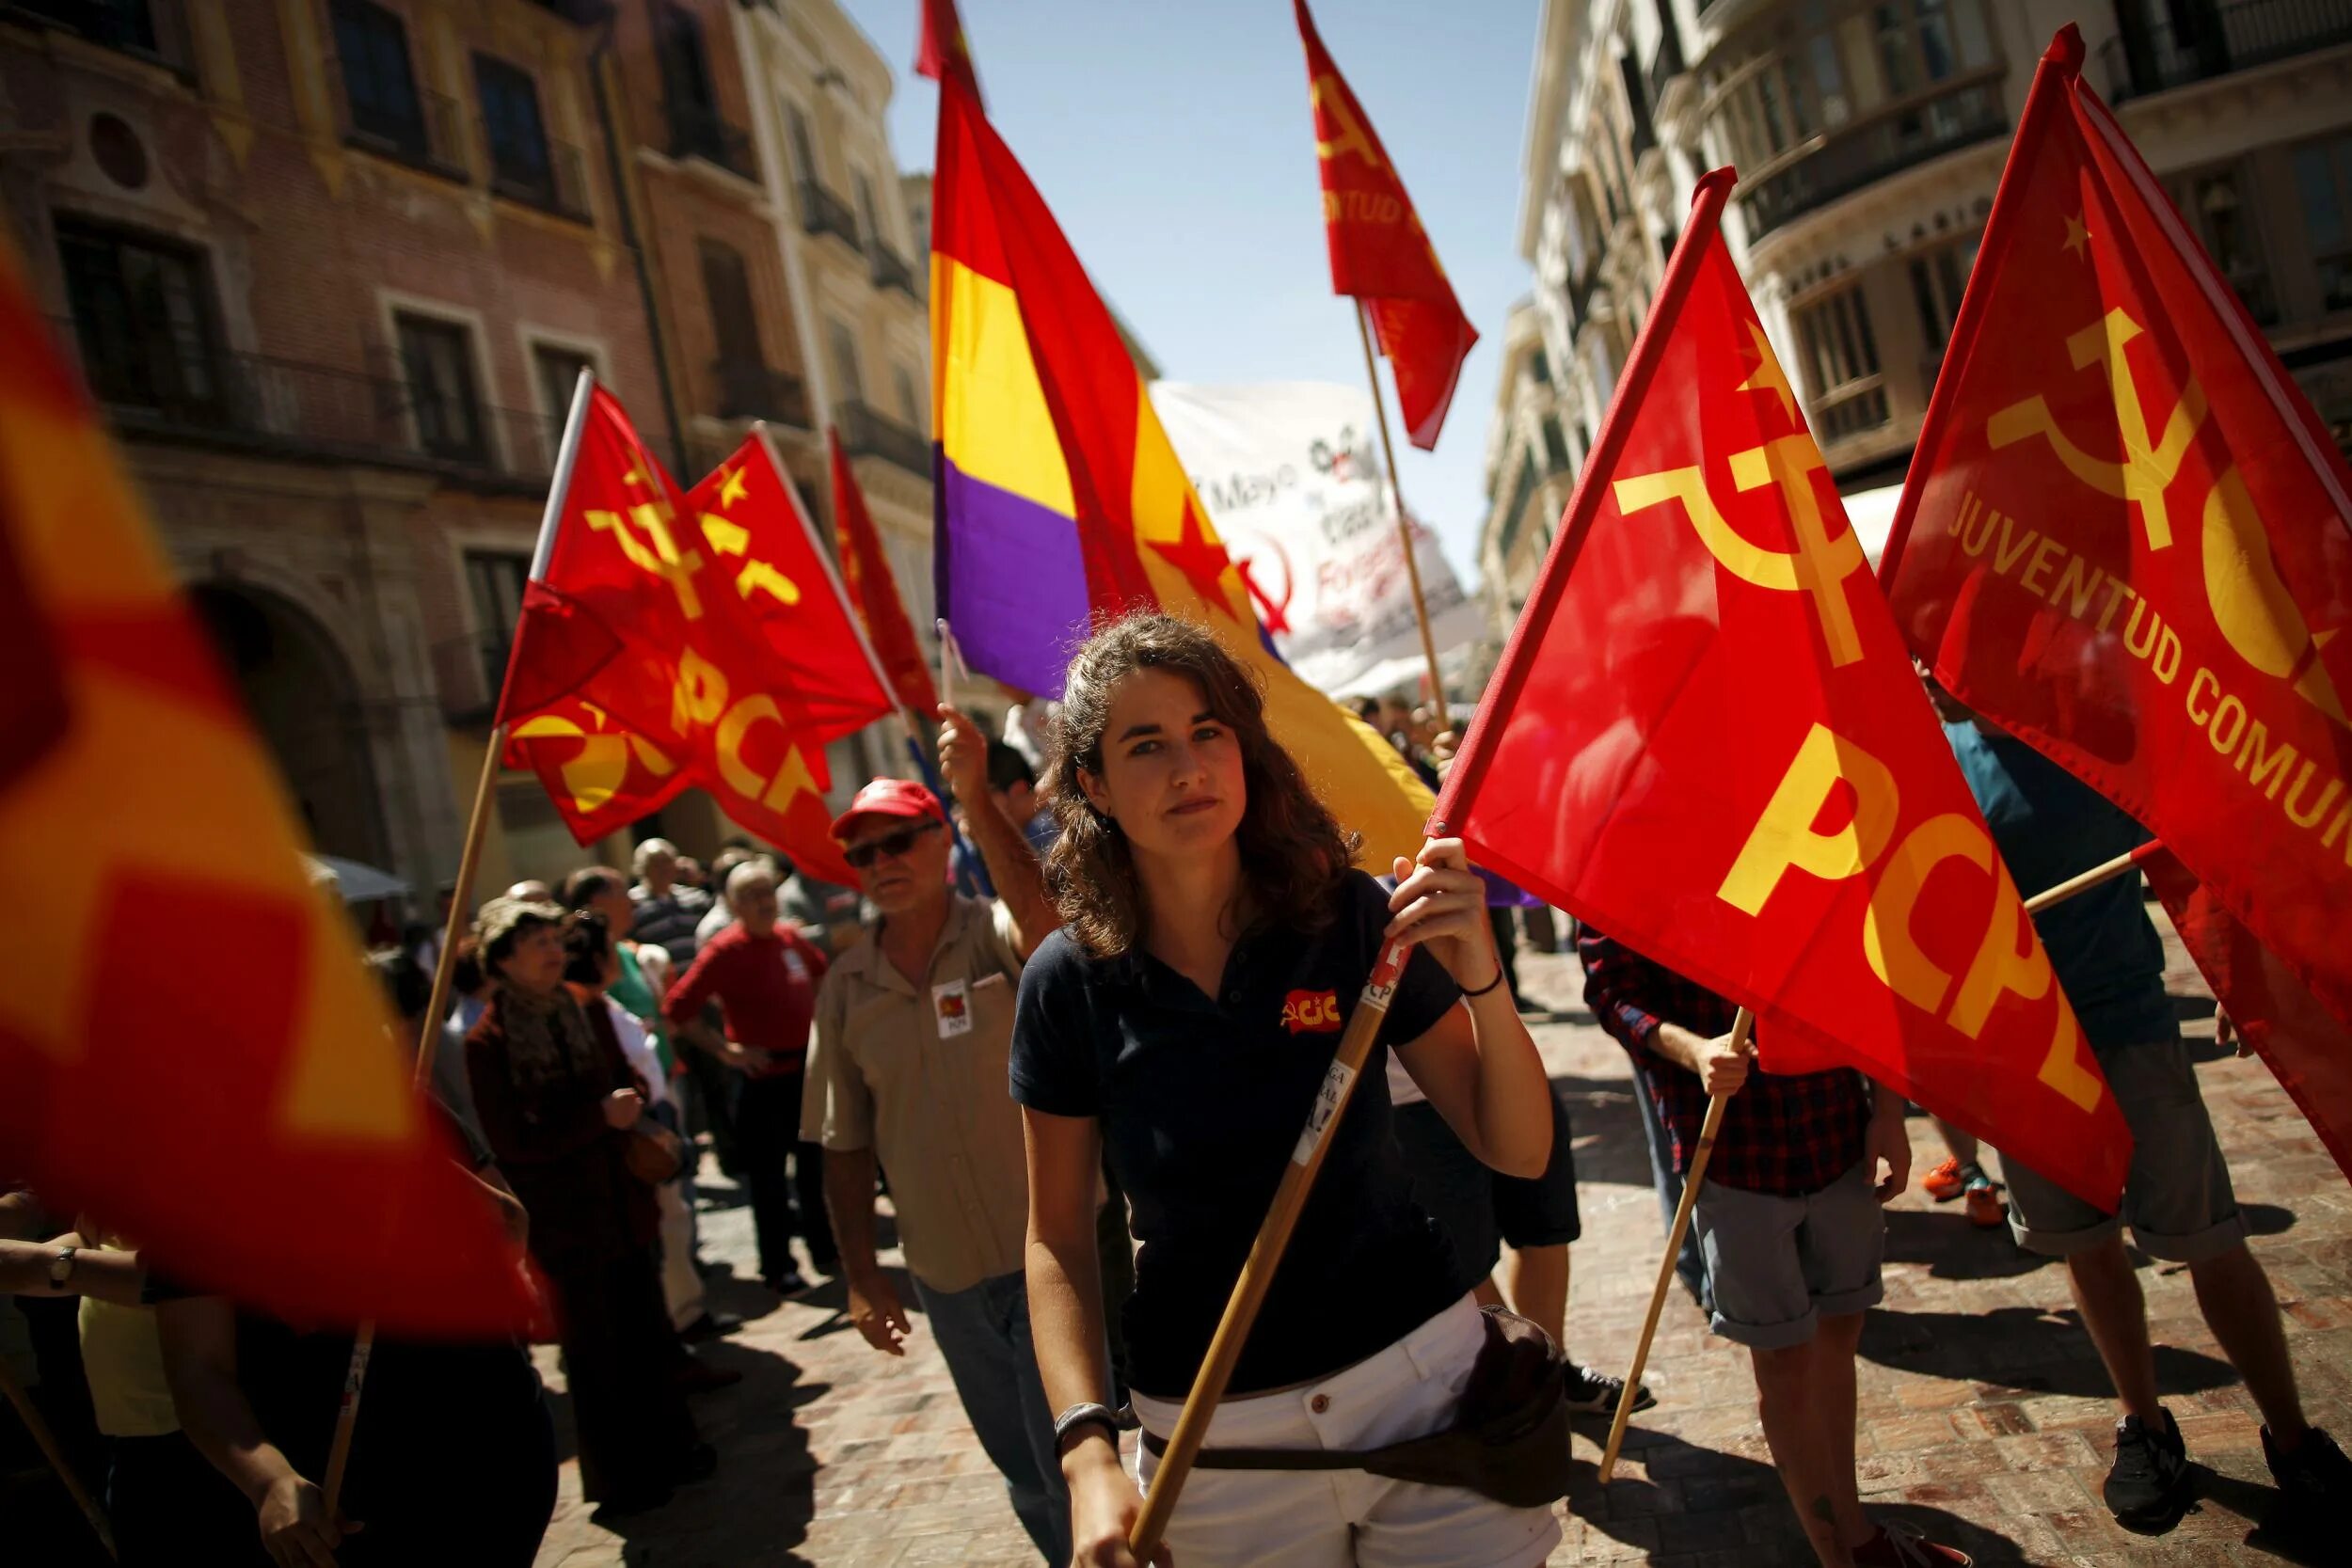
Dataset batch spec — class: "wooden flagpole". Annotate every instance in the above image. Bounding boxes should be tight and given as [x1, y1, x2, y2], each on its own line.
[321, 368, 598, 1519]
[1129, 932, 1417, 1560]
[1597, 1006, 1752, 1481]
[0, 1357, 116, 1560]
[1352, 302, 1453, 734]
[1597, 839, 2161, 1480]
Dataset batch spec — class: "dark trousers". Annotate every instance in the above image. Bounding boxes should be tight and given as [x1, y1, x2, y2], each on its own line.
[680, 1042, 742, 1176]
[738, 1071, 836, 1278]
[108, 1431, 257, 1566]
[543, 1248, 698, 1505]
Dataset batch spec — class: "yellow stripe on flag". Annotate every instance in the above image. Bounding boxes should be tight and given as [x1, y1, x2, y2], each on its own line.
[934, 258, 1076, 518]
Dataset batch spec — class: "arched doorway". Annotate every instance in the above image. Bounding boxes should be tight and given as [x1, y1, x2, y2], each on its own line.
[191, 581, 389, 870]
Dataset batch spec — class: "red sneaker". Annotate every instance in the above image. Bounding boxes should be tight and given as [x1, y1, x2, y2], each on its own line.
[1964, 1183, 2008, 1229]
[1852, 1521, 1974, 1566]
[1921, 1156, 1966, 1202]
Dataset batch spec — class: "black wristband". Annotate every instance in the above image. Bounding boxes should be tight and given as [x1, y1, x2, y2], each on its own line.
[1461, 967, 1506, 999]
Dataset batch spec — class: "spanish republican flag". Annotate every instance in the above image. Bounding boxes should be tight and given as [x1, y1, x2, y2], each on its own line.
[1293, 0, 1477, 451]
[1882, 26, 2352, 1179]
[0, 248, 528, 1334]
[925, 27, 1432, 864]
[1437, 174, 2128, 1206]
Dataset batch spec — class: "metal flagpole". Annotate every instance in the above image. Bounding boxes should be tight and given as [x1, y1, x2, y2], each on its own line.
[321, 366, 599, 1519]
[1353, 301, 1453, 734]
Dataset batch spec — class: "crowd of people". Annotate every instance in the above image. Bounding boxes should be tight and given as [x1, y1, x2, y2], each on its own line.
[4, 610, 2345, 1568]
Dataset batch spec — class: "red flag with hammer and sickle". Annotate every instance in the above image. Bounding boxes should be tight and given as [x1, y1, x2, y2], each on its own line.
[1438, 171, 2129, 1207]
[1882, 26, 2352, 1180]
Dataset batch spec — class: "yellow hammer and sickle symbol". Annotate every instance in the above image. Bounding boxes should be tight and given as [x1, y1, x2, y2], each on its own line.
[1311, 74, 1381, 169]
[510, 709, 676, 812]
[698, 515, 803, 609]
[1615, 433, 1869, 667]
[1989, 309, 2344, 722]
[588, 501, 707, 621]
[1986, 309, 2206, 551]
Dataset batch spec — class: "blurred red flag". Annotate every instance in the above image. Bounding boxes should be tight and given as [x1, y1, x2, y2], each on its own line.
[688, 434, 896, 742]
[829, 427, 940, 718]
[1436, 172, 2129, 1207]
[2141, 848, 2352, 1181]
[1292, 0, 1476, 451]
[0, 245, 529, 1336]
[915, 0, 982, 108]
[1881, 28, 2352, 1151]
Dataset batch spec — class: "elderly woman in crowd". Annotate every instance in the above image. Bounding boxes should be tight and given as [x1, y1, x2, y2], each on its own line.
[465, 897, 712, 1521]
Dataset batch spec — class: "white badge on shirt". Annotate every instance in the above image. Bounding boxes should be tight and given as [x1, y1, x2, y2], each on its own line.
[932, 977, 973, 1038]
[781, 947, 810, 984]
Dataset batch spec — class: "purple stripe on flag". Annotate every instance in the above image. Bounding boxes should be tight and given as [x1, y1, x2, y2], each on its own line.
[933, 451, 1090, 700]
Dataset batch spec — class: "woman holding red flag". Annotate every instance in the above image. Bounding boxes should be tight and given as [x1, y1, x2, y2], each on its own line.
[1010, 612, 1561, 1568]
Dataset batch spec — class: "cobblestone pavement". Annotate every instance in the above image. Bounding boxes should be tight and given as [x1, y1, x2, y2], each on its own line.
[533, 920, 2348, 1566]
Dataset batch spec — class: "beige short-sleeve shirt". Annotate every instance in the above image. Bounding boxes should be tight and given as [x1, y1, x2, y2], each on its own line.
[803, 896, 1030, 1293]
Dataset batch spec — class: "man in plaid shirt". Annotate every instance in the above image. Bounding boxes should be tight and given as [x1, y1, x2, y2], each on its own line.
[1580, 929, 1957, 1568]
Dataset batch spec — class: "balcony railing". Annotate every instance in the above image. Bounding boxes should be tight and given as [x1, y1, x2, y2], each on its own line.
[799, 181, 866, 253]
[712, 357, 810, 427]
[2101, 0, 2352, 102]
[665, 100, 757, 182]
[1740, 77, 2007, 241]
[9, 0, 195, 76]
[343, 85, 469, 181]
[1814, 379, 1892, 446]
[870, 245, 920, 298]
[54, 316, 563, 488]
[488, 135, 592, 223]
[836, 400, 930, 479]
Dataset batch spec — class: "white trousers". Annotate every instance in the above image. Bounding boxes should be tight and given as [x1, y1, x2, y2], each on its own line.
[1132, 1293, 1562, 1568]
[656, 1179, 704, 1330]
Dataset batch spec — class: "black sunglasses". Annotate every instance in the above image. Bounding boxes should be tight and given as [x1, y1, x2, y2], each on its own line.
[843, 819, 943, 869]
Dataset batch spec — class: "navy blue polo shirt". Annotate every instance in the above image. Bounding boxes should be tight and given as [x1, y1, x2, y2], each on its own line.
[1011, 870, 1469, 1398]
[1945, 721, 2176, 1052]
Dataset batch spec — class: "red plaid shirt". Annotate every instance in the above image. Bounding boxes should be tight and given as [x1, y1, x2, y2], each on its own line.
[1577, 927, 1873, 1196]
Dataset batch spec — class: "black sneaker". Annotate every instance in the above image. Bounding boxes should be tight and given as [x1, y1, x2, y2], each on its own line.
[2265, 1424, 2352, 1505]
[2104, 1408, 2193, 1528]
[765, 1266, 813, 1298]
[1562, 1362, 1654, 1415]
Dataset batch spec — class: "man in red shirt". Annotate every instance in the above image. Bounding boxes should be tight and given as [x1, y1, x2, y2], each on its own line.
[665, 859, 834, 1296]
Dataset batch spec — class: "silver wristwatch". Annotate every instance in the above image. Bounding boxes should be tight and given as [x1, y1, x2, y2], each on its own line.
[1052, 1400, 1121, 1452]
[47, 1245, 76, 1289]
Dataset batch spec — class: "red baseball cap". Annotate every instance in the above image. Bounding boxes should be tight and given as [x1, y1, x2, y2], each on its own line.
[830, 777, 948, 840]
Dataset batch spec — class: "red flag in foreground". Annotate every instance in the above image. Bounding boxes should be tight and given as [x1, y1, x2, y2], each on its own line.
[501, 411, 885, 886]
[914, 0, 983, 108]
[829, 427, 939, 719]
[1292, 0, 1476, 450]
[0, 249, 528, 1335]
[1882, 26, 2352, 1061]
[2141, 848, 2352, 1182]
[1436, 171, 2129, 1207]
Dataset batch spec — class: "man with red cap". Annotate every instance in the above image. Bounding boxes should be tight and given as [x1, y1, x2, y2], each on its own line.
[663, 853, 835, 1296]
[801, 707, 1071, 1562]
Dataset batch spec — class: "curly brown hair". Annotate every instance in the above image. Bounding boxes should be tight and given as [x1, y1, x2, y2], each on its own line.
[1041, 612, 1359, 958]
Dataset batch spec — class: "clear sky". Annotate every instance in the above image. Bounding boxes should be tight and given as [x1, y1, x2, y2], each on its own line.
[839, 0, 1542, 589]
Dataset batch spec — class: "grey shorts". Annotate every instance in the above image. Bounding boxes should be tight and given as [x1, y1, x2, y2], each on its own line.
[2001, 1037, 2246, 1263]
[1692, 1158, 1885, 1350]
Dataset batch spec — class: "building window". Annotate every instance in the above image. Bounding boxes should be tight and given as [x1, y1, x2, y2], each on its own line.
[829, 319, 864, 404]
[1792, 282, 1889, 443]
[699, 239, 763, 364]
[2294, 135, 2352, 313]
[854, 171, 882, 246]
[475, 55, 554, 206]
[891, 363, 921, 427]
[395, 312, 488, 462]
[1907, 233, 1979, 357]
[332, 0, 425, 156]
[466, 550, 530, 693]
[531, 342, 594, 456]
[657, 4, 717, 113]
[786, 103, 819, 181]
[1711, 0, 1995, 166]
[56, 217, 225, 421]
[1540, 414, 1574, 473]
[2165, 163, 2276, 325]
